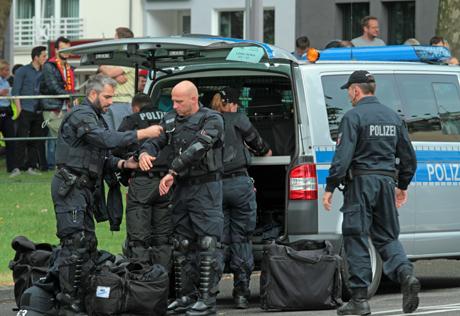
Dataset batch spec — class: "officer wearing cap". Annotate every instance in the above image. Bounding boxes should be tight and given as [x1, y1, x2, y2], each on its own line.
[138, 80, 224, 316]
[114, 93, 174, 270]
[51, 74, 163, 314]
[211, 87, 272, 309]
[322, 70, 419, 315]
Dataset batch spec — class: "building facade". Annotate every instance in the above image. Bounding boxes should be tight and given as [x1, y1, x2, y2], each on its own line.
[10, 0, 440, 65]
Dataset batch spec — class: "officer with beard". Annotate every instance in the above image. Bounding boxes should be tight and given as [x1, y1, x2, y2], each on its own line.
[51, 74, 162, 314]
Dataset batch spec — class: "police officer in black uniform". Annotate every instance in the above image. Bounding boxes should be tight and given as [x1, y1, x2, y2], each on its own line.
[211, 87, 272, 309]
[322, 71, 419, 316]
[51, 74, 162, 314]
[139, 80, 224, 316]
[116, 93, 174, 269]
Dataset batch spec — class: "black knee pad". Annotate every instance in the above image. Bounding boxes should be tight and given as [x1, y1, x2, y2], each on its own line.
[173, 237, 190, 254]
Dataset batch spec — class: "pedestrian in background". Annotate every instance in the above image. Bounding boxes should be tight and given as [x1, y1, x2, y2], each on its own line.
[0, 59, 18, 175]
[292, 36, 310, 60]
[352, 16, 386, 47]
[322, 70, 419, 315]
[40, 36, 75, 170]
[12, 46, 48, 176]
[100, 27, 136, 130]
[211, 87, 272, 309]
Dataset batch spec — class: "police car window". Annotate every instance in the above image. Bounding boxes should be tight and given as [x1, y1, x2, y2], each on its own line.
[396, 74, 460, 141]
[321, 74, 398, 141]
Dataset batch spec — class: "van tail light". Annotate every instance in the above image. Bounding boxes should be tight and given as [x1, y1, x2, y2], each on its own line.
[289, 163, 318, 200]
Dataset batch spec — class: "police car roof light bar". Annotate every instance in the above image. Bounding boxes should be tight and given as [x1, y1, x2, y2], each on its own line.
[319, 45, 451, 63]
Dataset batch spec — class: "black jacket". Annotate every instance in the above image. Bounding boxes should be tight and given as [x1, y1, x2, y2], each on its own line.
[40, 60, 73, 110]
[326, 96, 417, 192]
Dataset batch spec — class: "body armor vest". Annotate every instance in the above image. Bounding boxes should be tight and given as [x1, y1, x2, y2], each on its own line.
[164, 107, 223, 178]
[55, 102, 107, 179]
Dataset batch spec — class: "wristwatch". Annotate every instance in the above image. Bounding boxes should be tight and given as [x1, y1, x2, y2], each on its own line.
[168, 169, 178, 177]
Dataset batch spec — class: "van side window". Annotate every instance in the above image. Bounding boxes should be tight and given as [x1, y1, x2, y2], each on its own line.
[433, 82, 460, 137]
[396, 74, 460, 141]
[321, 74, 398, 141]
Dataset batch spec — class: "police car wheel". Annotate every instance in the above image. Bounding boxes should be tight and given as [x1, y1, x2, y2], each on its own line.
[340, 237, 383, 301]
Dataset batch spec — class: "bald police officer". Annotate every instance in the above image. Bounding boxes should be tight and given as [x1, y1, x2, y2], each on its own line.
[139, 80, 224, 316]
[322, 71, 420, 315]
[51, 75, 162, 314]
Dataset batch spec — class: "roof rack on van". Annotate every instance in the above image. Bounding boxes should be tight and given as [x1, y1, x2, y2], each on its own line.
[318, 45, 451, 63]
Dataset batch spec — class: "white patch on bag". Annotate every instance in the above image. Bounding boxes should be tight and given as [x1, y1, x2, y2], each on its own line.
[96, 286, 111, 298]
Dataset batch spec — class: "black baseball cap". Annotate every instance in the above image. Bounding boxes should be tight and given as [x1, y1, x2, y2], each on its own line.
[219, 87, 240, 105]
[340, 70, 375, 89]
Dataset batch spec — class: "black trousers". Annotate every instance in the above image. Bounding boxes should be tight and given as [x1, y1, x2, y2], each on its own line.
[172, 180, 224, 301]
[15, 110, 47, 170]
[125, 174, 173, 269]
[51, 173, 98, 308]
[341, 174, 413, 289]
[0, 109, 17, 172]
[221, 175, 257, 291]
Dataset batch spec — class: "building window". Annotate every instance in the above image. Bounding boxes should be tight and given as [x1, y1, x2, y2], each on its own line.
[182, 15, 191, 34]
[61, 0, 79, 18]
[386, 1, 415, 45]
[16, 0, 34, 19]
[219, 11, 244, 39]
[264, 9, 274, 44]
[338, 2, 369, 40]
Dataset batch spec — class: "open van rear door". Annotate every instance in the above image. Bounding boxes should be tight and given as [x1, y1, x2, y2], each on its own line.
[60, 35, 297, 71]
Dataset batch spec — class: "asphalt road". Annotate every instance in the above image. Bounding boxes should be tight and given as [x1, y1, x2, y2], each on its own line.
[2, 259, 460, 316]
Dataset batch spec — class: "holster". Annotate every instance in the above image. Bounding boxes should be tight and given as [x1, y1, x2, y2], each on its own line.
[57, 168, 77, 197]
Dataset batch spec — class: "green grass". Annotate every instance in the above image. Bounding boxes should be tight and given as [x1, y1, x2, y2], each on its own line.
[0, 158, 127, 285]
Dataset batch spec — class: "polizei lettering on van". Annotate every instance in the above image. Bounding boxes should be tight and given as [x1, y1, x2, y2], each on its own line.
[369, 124, 396, 137]
[427, 163, 460, 182]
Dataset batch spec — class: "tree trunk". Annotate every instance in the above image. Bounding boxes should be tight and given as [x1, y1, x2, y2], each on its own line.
[437, 0, 460, 58]
[0, 0, 12, 58]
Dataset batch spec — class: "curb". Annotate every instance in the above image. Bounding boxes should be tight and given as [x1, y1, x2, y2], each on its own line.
[0, 286, 14, 300]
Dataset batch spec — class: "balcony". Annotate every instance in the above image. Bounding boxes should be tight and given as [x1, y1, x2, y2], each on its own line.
[14, 17, 84, 47]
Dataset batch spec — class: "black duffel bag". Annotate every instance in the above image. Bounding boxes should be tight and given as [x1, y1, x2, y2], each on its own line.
[260, 239, 342, 311]
[85, 259, 169, 316]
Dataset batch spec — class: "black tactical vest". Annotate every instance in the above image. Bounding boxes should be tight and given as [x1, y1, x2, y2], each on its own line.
[222, 112, 251, 173]
[55, 102, 107, 179]
[164, 107, 223, 178]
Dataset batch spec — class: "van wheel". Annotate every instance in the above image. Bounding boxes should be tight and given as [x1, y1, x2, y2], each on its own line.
[340, 238, 383, 301]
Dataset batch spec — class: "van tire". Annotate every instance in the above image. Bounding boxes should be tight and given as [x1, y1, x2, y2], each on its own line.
[340, 238, 383, 301]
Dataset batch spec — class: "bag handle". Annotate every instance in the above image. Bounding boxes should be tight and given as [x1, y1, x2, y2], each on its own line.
[285, 247, 322, 264]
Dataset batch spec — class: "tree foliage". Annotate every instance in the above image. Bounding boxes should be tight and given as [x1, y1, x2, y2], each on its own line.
[0, 0, 13, 58]
[437, 0, 460, 58]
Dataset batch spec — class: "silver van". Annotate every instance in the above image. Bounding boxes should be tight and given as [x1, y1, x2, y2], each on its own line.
[66, 37, 460, 297]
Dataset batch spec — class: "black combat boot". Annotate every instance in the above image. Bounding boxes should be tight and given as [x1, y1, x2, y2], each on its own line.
[399, 268, 421, 313]
[167, 253, 195, 315]
[337, 288, 371, 316]
[232, 274, 250, 309]
[232, 287, 250, 309]
[186, 252, 216, 316]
